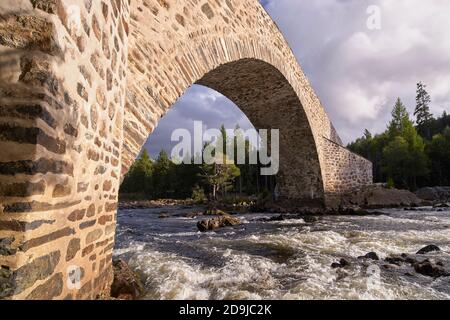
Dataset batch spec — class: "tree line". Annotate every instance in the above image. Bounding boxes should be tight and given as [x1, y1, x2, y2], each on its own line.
[120, 125, 276, 201]
[348, 82, 450, 190]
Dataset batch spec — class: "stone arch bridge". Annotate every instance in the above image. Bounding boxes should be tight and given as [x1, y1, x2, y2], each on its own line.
[0, 0, 372, 299]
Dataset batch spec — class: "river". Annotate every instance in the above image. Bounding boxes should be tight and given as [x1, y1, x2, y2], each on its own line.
[114, 206, 450, 300]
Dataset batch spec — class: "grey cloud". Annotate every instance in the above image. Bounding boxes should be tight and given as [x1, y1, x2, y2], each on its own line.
[263, 0, 450, 143]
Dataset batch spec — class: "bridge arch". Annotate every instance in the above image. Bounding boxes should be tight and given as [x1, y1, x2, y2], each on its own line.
[127, 56, 326, 203]
[0, 0, 371, 299]
[123, 0, 341, 204]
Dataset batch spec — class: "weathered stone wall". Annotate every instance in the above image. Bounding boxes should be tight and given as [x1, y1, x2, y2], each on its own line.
[322, 137, 373, 202]
[0, 0, 129, 299]
[0, 0, 372, 300]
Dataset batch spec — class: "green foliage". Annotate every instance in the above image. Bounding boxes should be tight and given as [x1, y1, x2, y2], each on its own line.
[414, 82, 433, 139]
[120, 149, 154, 195]
[191, 185, 207, 204]
[348, 83, 449, 190]
[199, 152, 241, 200]
[388, 98, 410, 138]
[427, 127, 450, 185]
[152, 150, 174, 198]
[422, 110, 450, 139]
[385, 100, 429, 189]
[348, 130, 389, 182]
[386, 177, 395, 189]
[120, 124, 275, 201]
[220, 124, 228, 157]
[383, 100, 429, 189]
[382, 134, 428, 189]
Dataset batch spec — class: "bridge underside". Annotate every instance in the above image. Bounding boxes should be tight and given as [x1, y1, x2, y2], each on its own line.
[197, 59, 325, 205]
[0, 0, 372, 299]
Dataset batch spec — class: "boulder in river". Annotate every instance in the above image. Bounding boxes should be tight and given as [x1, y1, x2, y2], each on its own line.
[197, 215, 241, 232]
[416, 245, 441, 255]
[358, 252, 380, 261]
[257, 215, 285, 222]
[433, 203, 450, 208]
[416, 186, 450, 202]
[301, 216, 319, 223]
[184, 212, 203, 218]
[401, 253, 418, 264]
[110, 259, 144, 300]
[331, 258, 351, 269]
[269, 215, 285, 221]
[384, 254, 417, 266]
[414, 259, 449, 278]
[338, 185, 423, 209]
[384, 256, 402, 266]
[365, 188, 423, 208]
[384, 255, 406, 266]
[334, 207, 373, 215]
[204, 208, 228, 216]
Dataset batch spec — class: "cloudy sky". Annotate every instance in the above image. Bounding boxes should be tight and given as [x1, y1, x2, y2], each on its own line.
[144, 0, 450, 157]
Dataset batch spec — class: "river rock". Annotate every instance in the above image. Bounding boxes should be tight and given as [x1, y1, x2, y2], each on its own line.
[331, 207, 371, 215]
[119, 199, 193, 210]
[433, 203, 450, 208]
[414, 259, 449, 278]
[258, 215, 284, 222]
[204, 208, 228, 216]
[367, 188, 423, 208]
[331, 258, 351, 269]
[384, 256, 402, 266]
[197, 215, 241, 232]
[185, 212, 202, 218]
[331, 262, 341, 269]
[416, 245, 441, 255]
[358, 252, 380, 261]
[339, 186, 423, 209]
[110, 259, 144, 300]
[301, 216, 319, 223]
[416, 187, 450, 202]
[401, 253, 418, 264]
[270, 215, 285, 221]
[384, 254, 416, 266]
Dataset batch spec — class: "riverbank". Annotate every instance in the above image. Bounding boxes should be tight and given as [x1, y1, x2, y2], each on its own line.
[119, 199, 195, 210]
[120, 184, 443, 211]
[118, 185, 435, 215]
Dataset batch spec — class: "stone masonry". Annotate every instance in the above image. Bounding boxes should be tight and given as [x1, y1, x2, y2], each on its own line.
[0, 0, 372, 299]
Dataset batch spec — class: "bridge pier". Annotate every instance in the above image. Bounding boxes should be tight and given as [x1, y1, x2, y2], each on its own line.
[321, 138, 373, 208]
[0, 0, 129, 299]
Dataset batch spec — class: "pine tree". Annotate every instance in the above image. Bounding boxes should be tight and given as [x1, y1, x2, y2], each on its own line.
[427, 127, 450, 185]
[219, 124, 228, 158]
[120, 149, 153, 196]
[383, 100, 429, 189]
[233, 125, 244, 195]
[388, 98, 410, 138]
[414, 82, 433, 139]
[153, 150, 173, 198]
